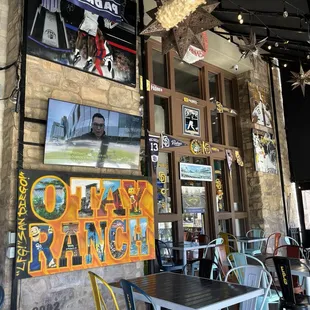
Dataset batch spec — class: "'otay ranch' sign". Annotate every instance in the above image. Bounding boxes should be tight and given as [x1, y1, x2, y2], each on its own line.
[16, 170, 154, 279]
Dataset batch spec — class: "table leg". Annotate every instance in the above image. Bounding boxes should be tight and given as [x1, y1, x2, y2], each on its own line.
[183, 250, 187, 275]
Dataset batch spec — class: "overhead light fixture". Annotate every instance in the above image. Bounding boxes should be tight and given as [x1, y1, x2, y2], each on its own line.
[283, 1, 288, 18]
[275, 42, 279, 47]
[284, 63, 287, 67]
[239, 18, 244, 24]
[268, 45, 272, 50]
[238, 12, 242, 21]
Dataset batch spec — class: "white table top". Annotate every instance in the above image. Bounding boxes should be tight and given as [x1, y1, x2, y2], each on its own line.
[110, 272, 264, 310]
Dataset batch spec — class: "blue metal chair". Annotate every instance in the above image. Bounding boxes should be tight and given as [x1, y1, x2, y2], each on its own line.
[120, 279, 157, 310]
[0, 286, 4, 309]
[155, 239, 184, 272]
[225, 265, 272, 310]
[227, 252, 281, 308]
[245, 229, 265, 256]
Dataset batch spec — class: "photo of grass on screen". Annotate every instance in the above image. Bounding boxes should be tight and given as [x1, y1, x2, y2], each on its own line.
[44, 99, 142, 169]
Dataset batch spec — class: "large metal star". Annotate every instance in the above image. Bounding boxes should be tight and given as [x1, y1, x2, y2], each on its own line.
[238, 31, 268, 69]
[140, 0, 222, 59]
[288, 64, 310, 97]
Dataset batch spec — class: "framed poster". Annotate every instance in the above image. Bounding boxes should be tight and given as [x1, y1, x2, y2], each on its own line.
[182, 105, 200, 136]
[252, 129, 277, 174]
[179, 162, 212, 182]
[44, 98, 142, 169]
[248, 82, 273, 128]
[181, 186, 206, 213]
[25, 0, 137, 87]
[15, 170, 154, 279]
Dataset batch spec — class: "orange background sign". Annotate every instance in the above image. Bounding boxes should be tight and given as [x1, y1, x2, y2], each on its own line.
[16, 170, 154, 279]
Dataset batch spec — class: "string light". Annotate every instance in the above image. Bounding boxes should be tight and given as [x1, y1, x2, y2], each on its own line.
[283, 1, 288, 18]
[284, 63, 287, 67]
[239, 18, 244, 24]
[268, 45, 272, 50]
[307, 54, 310, 60]
[237, 12, 242, 20]
[275, 42, 279, 47]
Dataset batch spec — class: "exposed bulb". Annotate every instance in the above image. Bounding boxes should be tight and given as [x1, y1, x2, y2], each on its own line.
[238, 13, 242, 21]
[307, 54, 310, 60]
[275, 42, 279, 47]
[283, 8, 288, 18]
[284, 63, 287, 67]
[268, 45, 272, 50]
[239, 19, 244, 24]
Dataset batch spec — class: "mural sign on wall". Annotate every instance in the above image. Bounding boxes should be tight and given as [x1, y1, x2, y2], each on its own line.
[16, 170, 154, 279]
[252, 129, 277, 174]
[248, 82, 273, 128]
[26, 0, 137, 86]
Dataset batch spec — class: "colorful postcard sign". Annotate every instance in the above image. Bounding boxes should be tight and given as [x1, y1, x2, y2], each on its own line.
[26, 0, 137, 86]
[16, 170, 154, 279]
[179, 162, 213, 182]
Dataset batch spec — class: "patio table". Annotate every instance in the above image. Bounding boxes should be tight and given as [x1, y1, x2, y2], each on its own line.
[230, 236, 267, 253]
[110, 272, 264, 310]
[256, 254, 310, 295]
[165, 242, 216, 274]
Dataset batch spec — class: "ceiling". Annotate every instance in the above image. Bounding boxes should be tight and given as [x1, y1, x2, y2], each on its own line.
[212, 0, 310, 64]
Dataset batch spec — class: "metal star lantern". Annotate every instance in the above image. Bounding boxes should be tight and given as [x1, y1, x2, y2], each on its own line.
[140, 0, 222, 59]
[288, 64, 310, 97]
[238, 31, 268, 69]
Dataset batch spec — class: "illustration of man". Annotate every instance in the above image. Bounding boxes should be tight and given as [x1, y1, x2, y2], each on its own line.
[251, 99, 265, 126]
[79, 113, 109, 167]
[73, 10, 99, 70]
[30, 225, 56, 271]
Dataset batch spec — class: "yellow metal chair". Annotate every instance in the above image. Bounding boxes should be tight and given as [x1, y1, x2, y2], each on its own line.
[88, 271, 120, 310]
[218, 232, 238, 254]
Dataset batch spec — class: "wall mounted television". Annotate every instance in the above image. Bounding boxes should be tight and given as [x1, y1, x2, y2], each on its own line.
[44, 98, 142, 169]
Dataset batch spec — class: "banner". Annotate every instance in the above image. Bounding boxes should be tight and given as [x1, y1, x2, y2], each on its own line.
[161, 133, 187, 149]
[15, 170, 154, 279]
[226, 149, 233, 177]
[147, 133, 160, 174]
[66, 0, 123, 22]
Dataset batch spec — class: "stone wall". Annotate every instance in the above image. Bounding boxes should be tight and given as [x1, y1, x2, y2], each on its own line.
[237, 61, 299, 236]
[0, 0, 22, 308]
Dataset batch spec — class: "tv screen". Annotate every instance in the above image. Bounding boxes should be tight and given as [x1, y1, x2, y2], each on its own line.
[44, 98, 142, 169]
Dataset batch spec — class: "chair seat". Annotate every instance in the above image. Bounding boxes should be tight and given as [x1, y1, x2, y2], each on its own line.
[280, 294, 310, 309]
[161, 264, 184, 272]
[244, 249, 262, 256]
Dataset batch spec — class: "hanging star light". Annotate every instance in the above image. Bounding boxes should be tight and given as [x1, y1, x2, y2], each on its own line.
[140, 0, 222, 59]
[288, 64, 310, 97]
[237, 31, 268, 69]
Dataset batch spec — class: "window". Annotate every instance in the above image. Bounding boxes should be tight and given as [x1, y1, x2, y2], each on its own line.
[235, 218, 247, 236]
[158, 222, 173, 242]
[154, 96, 169, 133]
[209, 73, 219, 101]
[218, 219, 232, 233]
[211, 108, 222, 144]
[174, 58, 201, 98]
[232, 163, 243, 211]
[152, 50, 168, 88]
[227, 116, 237, 146]
[224, 79, 234, 108]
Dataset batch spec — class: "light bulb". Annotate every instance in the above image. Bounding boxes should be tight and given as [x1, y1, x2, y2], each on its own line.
[239, 19, 244, 24]
[283, 8, 288, 18]
[238, 13, 242, 21]
[275, 42, 279, 47]
[284, 63, 287, 67]
[307, 54, 310, 60]
[268, 45, 272, 50]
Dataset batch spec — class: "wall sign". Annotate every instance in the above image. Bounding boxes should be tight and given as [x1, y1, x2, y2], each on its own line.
[16, 170, 154, 279]
[26, 0, 137, 87]
[179, 162, 212, 182]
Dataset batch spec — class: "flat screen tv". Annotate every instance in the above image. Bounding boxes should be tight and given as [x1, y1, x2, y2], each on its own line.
[44, 98, 142, 169]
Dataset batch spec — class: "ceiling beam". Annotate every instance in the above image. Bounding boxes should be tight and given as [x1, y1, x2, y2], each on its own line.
[221, 21, 308, 34]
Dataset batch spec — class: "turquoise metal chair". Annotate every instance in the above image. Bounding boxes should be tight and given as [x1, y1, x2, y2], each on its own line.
[245, 229, 265, 256]
[225, 265, 272, 310]
[227, 252, 281, 309]
[120, 279, 157, 310]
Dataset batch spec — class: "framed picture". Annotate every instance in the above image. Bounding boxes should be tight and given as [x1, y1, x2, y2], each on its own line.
[181, 186, 206, 213]
[252, 129, 277, 174]
[182, 105, 200, 136]
[248, 82, 273, 128]
[25, 0, 137, 87]
[179, 162, 213, 182]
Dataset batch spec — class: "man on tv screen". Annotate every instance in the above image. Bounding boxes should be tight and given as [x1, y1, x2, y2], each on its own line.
[79, 113, 108, 167]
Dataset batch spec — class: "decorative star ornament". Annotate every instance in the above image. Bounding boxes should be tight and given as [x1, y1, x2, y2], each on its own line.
[140, 0, 222, 59]
[288, 64, 310, 97]
[238, 31, 268, 69]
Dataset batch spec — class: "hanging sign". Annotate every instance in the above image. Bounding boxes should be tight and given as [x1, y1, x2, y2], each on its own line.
[190, 139, 223, 155]
[161, 133, 187, 149]
[15, 170, 154, 279]
[235, 150, 244, 167]
[182, 32, 208, 64]
[226, 149, 233, 177]
[66, 0, 123, 22]
[147, 132, 160, 174]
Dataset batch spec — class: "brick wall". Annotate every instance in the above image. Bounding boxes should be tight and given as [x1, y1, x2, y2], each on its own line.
[237, 61, 299, 236]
